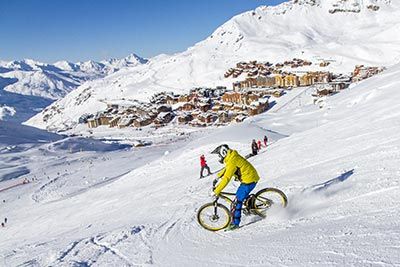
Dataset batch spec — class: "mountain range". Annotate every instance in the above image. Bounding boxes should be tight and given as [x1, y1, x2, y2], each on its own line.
[0, 54, 147, 122]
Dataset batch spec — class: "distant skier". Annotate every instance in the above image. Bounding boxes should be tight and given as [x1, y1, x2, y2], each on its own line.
[211, 144, 260, 231]
[257, 140, 262, 150]
[251, 139, 258, 156]
[200, 154, 211, 178]
[263, 135, 268, 147]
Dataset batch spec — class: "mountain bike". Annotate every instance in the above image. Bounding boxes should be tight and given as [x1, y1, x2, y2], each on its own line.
[197, 179, 288, 231]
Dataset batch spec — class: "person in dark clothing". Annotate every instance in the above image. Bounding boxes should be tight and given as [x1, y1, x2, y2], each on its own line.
[200, 154, 212, 178]
[264, 135, 268, 147]
[251, 139, 258, 156]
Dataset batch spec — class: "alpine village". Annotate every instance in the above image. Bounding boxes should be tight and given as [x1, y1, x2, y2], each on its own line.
[81, 59, 383, 130]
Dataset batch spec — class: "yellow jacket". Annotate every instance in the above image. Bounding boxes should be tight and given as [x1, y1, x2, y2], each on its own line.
[214, 150, 260, 195]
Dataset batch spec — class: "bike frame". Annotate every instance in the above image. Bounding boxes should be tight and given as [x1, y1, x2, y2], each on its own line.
[216, 191, 236, 204]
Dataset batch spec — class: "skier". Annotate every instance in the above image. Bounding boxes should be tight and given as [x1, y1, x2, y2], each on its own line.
[211, 144, 260, 231]
[251, 139, 258, 156]
[257, 140, 262, 150]
[263, 135, 268, 147]
[200, 154, 211, 178]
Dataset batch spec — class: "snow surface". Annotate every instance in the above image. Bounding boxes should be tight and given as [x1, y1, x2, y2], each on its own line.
[26, 0, 400, 131]
[1, 62, 400, 266]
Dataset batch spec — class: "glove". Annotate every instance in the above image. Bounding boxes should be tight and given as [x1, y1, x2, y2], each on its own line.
[208, 189, 216, 197]
[212, 179, 218, 188]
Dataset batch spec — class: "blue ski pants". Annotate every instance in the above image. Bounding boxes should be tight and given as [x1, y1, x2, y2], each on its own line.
[232, 182, 257, 226]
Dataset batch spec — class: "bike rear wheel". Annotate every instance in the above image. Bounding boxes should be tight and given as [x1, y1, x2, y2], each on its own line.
[197, 202, 231, 231]
[253, 188, 288, 217]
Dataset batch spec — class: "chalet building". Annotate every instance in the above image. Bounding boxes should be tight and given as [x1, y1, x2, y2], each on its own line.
[157, 105, 172, 113]
[300, 73, 313, 86]
[299, 72, 332, 86]
[99, 115, 113, 126]
[224, 68, 235, 78]
[320, 61, 330, 67]
[222, 91, 242, 103]
[233, 82, 241, 91]
[211, 103, 223, 112]
[275, 75, 285, 87]
[232, 69, 243, 78]
[177, 114, 193, 124]
[236, 62, 247, 69]
[87, 118, 100, 128]
[133, 117, 152, 127]
[234, 76, 275, 90]
[218, 111, 231, 123]
[352, 65, 383, 82]
[256, 76, 275, 88]
[178, 95, 191, 103]
[248, 99, 268, 116]
[166, 96, 179, 105]
[248, 106, 260, 116]
[330, 81, 350, 91]
[117, 117, 134, 128]
[198, 113, 218, 124]
[79, 113, 93, 124]
[284, 74, 300, 87]
[109, 117, 120, 128]
[179, 102, 196, 111]
[244, 93, 260, 105]
[233, 104, 247, 113]
[248, 69, 258, 77]
[198, 103, 211, 112]
[154, 112, 174, 126]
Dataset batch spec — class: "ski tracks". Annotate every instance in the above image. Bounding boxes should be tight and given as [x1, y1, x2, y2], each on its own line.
[41, 225, 153, 266]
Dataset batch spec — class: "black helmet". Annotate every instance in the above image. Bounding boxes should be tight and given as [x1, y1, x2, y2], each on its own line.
[211, 144, 230, 163]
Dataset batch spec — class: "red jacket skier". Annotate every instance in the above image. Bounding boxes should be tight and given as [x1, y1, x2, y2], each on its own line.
[200, 155, 211, 178]
[257, 140, 262, 150]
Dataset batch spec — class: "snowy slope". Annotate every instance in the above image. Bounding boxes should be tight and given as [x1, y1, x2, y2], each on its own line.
[1, 62, 400, 265]
[27, 0, 400, 131]
[0, 54, 147, 122]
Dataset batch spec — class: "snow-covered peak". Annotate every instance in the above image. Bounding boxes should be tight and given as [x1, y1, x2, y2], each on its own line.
[289, 0, 394, 10]
[101, 53, 148, 70]
[76, 60, 106, 73]
[53, 61, 80, 72]
[0, 53, 146, 122]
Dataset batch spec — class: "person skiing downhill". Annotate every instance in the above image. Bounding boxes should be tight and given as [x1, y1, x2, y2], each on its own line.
[200, 154, 211, 178]
[263, 135, 268, 147]
[257, 140, 262, 150]
[251, 139, 258, 156]
[211, 144, 260, 231]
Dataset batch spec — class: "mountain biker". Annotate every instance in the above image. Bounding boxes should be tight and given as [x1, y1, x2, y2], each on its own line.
[211, 144, 260, 230]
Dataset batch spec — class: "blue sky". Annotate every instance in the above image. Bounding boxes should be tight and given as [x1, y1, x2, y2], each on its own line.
[0, 0, 287, 63]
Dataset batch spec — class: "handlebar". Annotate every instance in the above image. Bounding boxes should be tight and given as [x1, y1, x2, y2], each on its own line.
[212, 179, 218, 190]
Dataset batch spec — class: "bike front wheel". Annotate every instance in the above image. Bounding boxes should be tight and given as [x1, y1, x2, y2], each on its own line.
[197, 203, 231, 231]
[253, 188, 288, 217]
